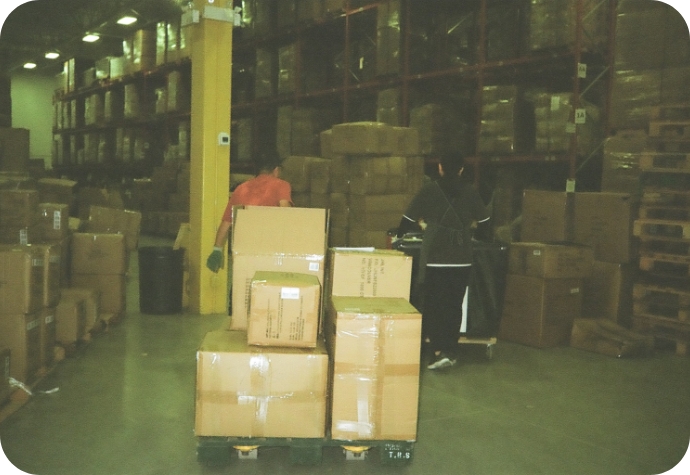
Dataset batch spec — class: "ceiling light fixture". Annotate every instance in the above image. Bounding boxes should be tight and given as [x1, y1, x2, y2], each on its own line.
[117, 15, 138, 25]
[23, 62, 37, 69]
[82, 33, 101, 43]
[45, 52, 60, 60]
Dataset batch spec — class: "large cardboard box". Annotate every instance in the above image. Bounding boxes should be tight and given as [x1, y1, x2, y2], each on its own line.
[508, 242, 594, 279]
[55, 294, 86, 345]
[520, 190, 574, 243]
[327, 297, 421, 441]
[573, 192, 637, 264]
[61, 287, 101, 333]
[582, 261, 635, 327]
[71, 233, 127, 275]
[231, 207, 328, 330]
[330, 122, 397, 155]
[87, 206, 142, 251]
[0, 246, 44, 315]
[327, 248, 413, 300]
[0, 347, 9, 404]
[248, 271, 321, 348]
[70, 274, 125, 315]
[195, 330, 329, 438]
[0, 312, 41, 384]
[40, 307, 56, 368]
[498, 275, 582, 348]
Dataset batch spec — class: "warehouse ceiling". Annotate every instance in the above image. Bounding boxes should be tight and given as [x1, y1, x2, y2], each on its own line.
[0, 0, 187, 75]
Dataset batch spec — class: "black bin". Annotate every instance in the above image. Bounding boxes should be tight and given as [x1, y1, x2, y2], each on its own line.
[138, 246, 184, 314]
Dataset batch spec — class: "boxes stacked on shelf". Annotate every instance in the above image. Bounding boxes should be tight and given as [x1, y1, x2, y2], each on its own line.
[320, 122, 422, 249]
[255, 48, 274, 98]
[0, 246, 44, 385]
[167, 71, 190, 112]
[409, 102, 472, 157]
[531, 92, 601, 157]
[376, 0, 401, 76]
[631, 104, 690, 355]
[485, 2, 522, 62]
[611, 2, 690, 131]
[104, 89, 124, 122]
[124, 29, 157, 74]
[69, 233, 127, 325]
[600, 129, 647, 195]
[278, 44, 296, 94]
[0, 127, 30, 173]
[275, 107, 339, 159]
[527, 0, 607, 52]
[478, 85, 534, 155]
[498, 242, 592, 348]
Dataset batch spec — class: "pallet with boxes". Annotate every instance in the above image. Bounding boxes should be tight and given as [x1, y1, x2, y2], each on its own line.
[194, 206, 421, 466]
[632, 104, 690, 355]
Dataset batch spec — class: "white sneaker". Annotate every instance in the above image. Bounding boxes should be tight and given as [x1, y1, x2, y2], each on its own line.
[427, 353, 457, 370]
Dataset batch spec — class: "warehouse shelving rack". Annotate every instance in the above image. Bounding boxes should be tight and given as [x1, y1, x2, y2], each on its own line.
[230, 0, 618, 191]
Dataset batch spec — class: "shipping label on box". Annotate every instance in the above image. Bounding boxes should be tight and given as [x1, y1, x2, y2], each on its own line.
[248, 271, 321, 348]
[195, 330, 328, 438]
[71, 233, 127, 275]
[508, 242, 593, 278]
[327, 248, 412, 300]
[327, 296, 421, 441]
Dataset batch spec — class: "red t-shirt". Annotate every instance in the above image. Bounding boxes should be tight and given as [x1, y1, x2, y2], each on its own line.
[221, 174, 292, 222]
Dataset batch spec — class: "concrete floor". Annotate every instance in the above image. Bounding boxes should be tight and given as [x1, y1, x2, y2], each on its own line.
[1, 236, 689, 475]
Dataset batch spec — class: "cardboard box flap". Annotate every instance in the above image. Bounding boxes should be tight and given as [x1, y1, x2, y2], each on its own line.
[331, 296, 420, 319]
[232, 206, 328, 255]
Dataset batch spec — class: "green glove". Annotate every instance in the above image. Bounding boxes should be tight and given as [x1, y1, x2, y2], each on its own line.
[206, 247, 224, 273]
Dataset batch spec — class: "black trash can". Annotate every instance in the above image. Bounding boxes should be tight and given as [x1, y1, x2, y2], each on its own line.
[138, 246, 184, 314]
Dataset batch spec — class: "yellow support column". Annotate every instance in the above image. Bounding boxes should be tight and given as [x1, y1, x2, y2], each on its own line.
[187, 1, 233, 314]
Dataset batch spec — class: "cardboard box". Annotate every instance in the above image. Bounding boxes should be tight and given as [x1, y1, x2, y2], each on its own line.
[71, 233, 127, 275]
[0, 347, 9, 404]
[231, 207, 328, 330]
[573, 192, 637, 264]
[37, 203, 70, 242]
[0, 189, 39, 229]
[87, 206, 142, 251]
[508, 242, 594, 279]
[34, 243, 62, 307]
[70, 274, 126, 315]
[248, 271, 321, 348]
[327, 248, 412, 300]
[327, 296, 421, 441]
[195, 330, 329, 438]
[570, 318, 654, 358]
[55, 294, 86, 345]
[582, 261, 635, 327]
[498, 275, 582, 348]
[520, 190, 574, 243]
[40, 307, 56, 368]
[0, 312, 41, 384]
[61, 287, 100, 333]
[0, 246, 44, 315]
[36, 178, 77, 212]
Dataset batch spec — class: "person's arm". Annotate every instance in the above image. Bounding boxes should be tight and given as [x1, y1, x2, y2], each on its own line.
[214, 220, 232, 247]
[396, 215, 421, 238]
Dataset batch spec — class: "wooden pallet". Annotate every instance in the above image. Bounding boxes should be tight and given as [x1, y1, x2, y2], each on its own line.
[648, 121, 690, 141]
[633, 219, 690, 240]
[633, 300, 689, 323]
[642, 188, 690, 203]
[639, 252, 690, 278]
[638, 239, 690, 257]
[640, 152, 690, 173]
[638, 204, 690, 221]
[632, 314, 690, 356]
[649, 104, 690, 121]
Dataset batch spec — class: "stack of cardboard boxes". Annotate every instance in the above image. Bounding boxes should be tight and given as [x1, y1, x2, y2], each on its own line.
[195, 206, 422, 443]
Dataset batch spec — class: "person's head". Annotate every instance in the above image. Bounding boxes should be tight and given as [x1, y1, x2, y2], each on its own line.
[256, 152, 282, 176]
[438, 152, 465, 178]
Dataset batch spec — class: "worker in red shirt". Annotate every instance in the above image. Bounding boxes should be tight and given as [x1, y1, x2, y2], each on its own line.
[206, 153, 293, 273]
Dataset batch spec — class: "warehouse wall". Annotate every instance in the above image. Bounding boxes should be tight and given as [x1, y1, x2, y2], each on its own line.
[10, 71, 60, 168]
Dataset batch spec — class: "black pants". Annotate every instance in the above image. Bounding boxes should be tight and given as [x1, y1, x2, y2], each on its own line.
[423, 265, 472, 356]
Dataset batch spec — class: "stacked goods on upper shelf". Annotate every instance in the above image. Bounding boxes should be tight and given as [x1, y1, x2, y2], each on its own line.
[631, 104, 690, 355]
